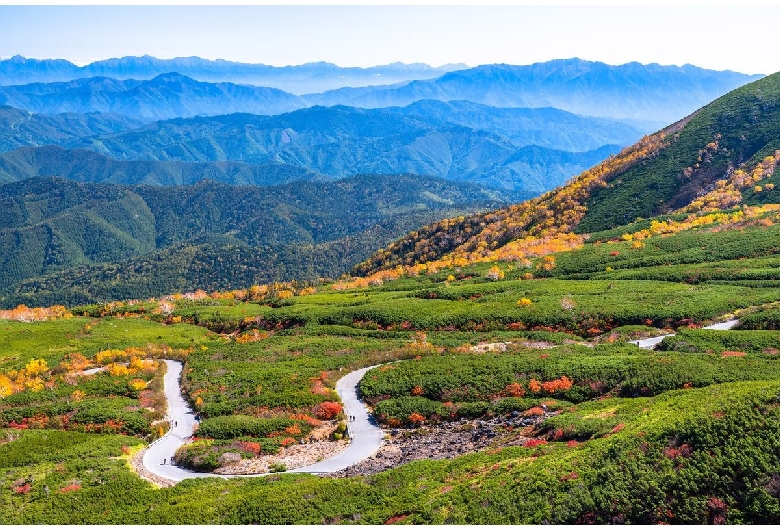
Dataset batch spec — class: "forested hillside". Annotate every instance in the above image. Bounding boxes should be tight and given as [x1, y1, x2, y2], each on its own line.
[0, 105, 143, 151]
[0, 175, 506, 307]
[0, 146, 327, 186]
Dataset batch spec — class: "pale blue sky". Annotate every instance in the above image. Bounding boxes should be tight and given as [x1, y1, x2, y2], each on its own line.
[0, 5, 777, 75]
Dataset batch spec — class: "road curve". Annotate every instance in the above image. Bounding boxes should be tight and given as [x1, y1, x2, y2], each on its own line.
[141, 361, 384, 483]
[629, 319, 739, 349]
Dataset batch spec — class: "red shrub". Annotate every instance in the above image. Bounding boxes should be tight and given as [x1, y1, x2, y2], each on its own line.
[14, 484, 31, 495]
[290, 413, 321, 427]
[524, 439, 548, 448]
[504, 382, 525, 397]
[384, 514, 409, 525]
[312, 401, 343, 420]
[663, 447, 682, 459]
[238, 441, 262, 455]
[408, 413, 425, 424]
[541, 376, 573, 393]
[707, 497, 728, 524]
[523, 407, 545, 417]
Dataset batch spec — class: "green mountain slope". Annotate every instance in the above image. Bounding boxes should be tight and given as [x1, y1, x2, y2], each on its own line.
[577, 71, 780, 232]
[355, 71, 780, 274]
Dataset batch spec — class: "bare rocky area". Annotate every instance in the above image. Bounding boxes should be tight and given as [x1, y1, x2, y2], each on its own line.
[215, 439, 350, 475]
[327, 410, 556, 478]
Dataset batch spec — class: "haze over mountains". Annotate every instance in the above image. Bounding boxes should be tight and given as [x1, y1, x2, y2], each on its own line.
[306, 59, 763, 125]
[0, 74, 306, 120]
[59, 104, 636, 192]
[0, 55, 467, 94]
[0, 58, 761, 126]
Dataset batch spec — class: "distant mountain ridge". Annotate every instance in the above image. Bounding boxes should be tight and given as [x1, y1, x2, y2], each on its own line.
[0, 145, 329, 187]
[0, 73, 306, 120]
[0, 55, 466, 94]
[0, 105, 144, 152]
[0, 58, 762, 127]
[387, 100, 642, 150]
[59, 104, 633, 193]
[0, 100, 639, 194]
[305, 58, 763, 124]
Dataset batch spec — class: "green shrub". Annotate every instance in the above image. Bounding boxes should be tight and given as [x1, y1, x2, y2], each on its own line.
[373, 397, 448, 424]
[196, 416, 307, 439]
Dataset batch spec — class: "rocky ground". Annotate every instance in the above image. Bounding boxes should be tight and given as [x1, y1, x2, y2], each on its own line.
[215, 439, 350, 474]
[327, 410, 557, 478]
[130, 409, 558, 481]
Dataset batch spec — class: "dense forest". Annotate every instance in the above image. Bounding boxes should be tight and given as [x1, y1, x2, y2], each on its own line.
[0, 174, 508, 307]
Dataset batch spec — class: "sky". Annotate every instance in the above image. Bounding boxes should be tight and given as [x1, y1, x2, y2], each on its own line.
[0, 5, 778, 76]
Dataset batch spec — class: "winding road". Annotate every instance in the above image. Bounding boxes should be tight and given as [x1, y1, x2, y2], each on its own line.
[629, 319, 739, 349]
[141, 361, 385, 483]
[139, 318, 741, 482]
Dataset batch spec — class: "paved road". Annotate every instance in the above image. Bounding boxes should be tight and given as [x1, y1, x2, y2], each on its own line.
[629, 319, 739, 349]
[141, 361, 384, 483]
[293, 365, 384, 473]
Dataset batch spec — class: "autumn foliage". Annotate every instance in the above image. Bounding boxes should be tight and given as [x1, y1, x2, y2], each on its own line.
[312, 401, 343, 420]
[0, 304, 72, 322]
[354, 133, 665, 275]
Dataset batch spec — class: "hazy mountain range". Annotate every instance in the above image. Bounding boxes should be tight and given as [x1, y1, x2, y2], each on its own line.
[0, 102, 636, 193]
[0, 57, 762, 126]
[0, 55, 467, 94]
[0, 73, 306, 121]
[306, 59, 763, 125]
